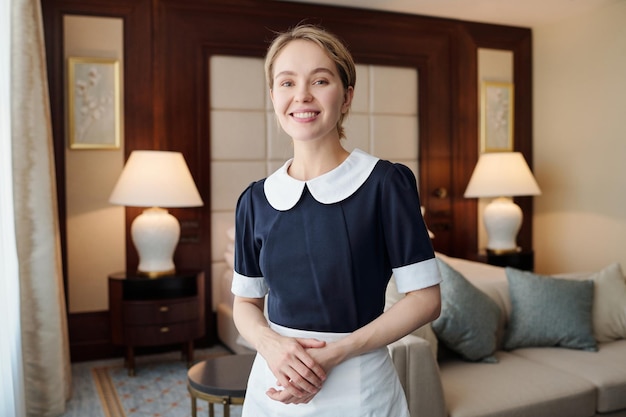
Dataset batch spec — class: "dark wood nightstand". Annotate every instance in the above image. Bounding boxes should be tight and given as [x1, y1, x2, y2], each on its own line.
[108, 271, 205, 375]
[486, 250, 534, 271]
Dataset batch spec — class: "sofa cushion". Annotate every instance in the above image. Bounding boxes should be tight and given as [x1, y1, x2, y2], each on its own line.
[504, 268, 597, 352]
[439, 351, 597, 417]
[431, 259, 502, 362]
[436, 252, 511, 347]
[588, 262, 626, 342]
[512, 340, 626, 413]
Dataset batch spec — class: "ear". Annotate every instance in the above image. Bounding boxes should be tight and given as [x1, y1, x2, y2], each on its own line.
[341, 86, 354, 114]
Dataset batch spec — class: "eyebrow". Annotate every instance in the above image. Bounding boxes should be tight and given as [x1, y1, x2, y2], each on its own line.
[274, 67, 336, 80]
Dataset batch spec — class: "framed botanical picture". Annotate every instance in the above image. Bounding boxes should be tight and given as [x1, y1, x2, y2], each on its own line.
[67, 57, 121, 149]
[480, 81, 514, 153]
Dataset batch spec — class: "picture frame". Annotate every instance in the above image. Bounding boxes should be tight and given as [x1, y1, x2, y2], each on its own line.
[67, 57, 121, 149]
[480, 81, 514, 152]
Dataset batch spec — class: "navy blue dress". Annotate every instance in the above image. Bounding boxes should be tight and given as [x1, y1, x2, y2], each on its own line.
[232, 148, 440, 332]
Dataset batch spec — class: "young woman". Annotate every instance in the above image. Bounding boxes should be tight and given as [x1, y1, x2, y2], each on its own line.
[232, 24, 442, 417]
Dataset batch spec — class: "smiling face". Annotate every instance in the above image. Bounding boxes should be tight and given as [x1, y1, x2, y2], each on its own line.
[270, 39, 353, 144]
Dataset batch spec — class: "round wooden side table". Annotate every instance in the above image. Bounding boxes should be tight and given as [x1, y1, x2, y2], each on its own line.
[187, 354, 255, 417]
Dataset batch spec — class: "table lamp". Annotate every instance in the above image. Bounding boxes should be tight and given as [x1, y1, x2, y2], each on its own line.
[464, 152, 540, 254]
[109, 150, 203, 277]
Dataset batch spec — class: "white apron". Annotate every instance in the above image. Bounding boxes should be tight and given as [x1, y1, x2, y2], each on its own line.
[241, 322, 410, 417]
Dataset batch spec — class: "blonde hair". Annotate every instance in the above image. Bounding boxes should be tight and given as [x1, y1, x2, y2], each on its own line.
[265, 24, 356, 139]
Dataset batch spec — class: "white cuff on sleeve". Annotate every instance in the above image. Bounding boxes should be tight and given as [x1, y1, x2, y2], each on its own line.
[392, 258, 442, 293]
[231, 271, 269, 298]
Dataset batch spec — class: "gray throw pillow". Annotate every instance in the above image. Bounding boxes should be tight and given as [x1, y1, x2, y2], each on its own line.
[432, 259, 502, 363]
[504, 267, 597, 351]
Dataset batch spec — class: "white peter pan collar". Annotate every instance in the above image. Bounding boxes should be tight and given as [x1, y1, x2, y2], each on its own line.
[264, 148, 379, 211]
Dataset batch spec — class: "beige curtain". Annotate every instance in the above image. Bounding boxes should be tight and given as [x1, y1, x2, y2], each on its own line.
[11, 0, 72, 416]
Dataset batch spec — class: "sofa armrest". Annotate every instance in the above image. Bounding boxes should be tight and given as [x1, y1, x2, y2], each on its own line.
[388, 334, 446, 417]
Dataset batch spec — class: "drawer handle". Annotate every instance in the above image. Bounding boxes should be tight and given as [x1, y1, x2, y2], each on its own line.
[159, 306, 169, 313]
[160, 327, 170, 333]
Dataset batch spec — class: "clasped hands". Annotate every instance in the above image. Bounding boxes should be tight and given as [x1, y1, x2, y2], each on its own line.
[261, 335, 335, 405]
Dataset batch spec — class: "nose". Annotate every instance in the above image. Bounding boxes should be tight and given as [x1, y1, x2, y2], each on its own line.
[295, 84, 312, 102]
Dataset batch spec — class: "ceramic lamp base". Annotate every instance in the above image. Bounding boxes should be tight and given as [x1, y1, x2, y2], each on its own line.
[483, 197, 522, 254]
[131, 207, 180, 277]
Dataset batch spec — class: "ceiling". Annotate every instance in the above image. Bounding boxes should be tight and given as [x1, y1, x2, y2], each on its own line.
[280, 0, 615, 28]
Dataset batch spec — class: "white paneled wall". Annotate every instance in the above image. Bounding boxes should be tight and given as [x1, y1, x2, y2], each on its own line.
[210, 55, 418, 310]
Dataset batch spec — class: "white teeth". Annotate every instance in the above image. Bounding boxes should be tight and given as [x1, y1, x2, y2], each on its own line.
[292, 112, 317, 119]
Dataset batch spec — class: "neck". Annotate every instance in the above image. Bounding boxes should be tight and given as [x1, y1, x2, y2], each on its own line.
[289, 141, 349, 181]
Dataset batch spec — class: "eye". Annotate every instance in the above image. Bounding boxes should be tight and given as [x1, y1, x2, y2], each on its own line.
[313, 79, 329, 86]
[279, 80, 293, 87]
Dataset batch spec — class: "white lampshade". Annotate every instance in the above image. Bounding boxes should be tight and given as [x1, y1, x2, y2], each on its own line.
[464, 152, 541, 198]
[464, 152, 541, 253]
[110, 150, 203, 277]
[109, 150, 203, 207]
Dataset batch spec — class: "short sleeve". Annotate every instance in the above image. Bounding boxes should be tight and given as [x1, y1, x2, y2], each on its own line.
[231, 183, 269, 298]
[381, 164, 441, 293]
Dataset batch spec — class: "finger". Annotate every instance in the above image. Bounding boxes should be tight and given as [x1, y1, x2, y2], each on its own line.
[288, 360, 324, 392]
[275, 352, 324, 393]
[264, 337, 325, 395]
[293, 351, 327, 384]
[267, 387, 299, 404]
[295, 337, 326, 349]
[267, 387, 316, 404]
[278, 366, 321, 397]
[279, 364, 322, 397]
[275, 373, 307, 398]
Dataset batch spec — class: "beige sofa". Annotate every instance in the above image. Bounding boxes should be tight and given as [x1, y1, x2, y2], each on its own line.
[387, 253, 626, 417]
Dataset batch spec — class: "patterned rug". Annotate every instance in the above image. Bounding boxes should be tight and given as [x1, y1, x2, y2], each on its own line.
[92, 349, 243, 417]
